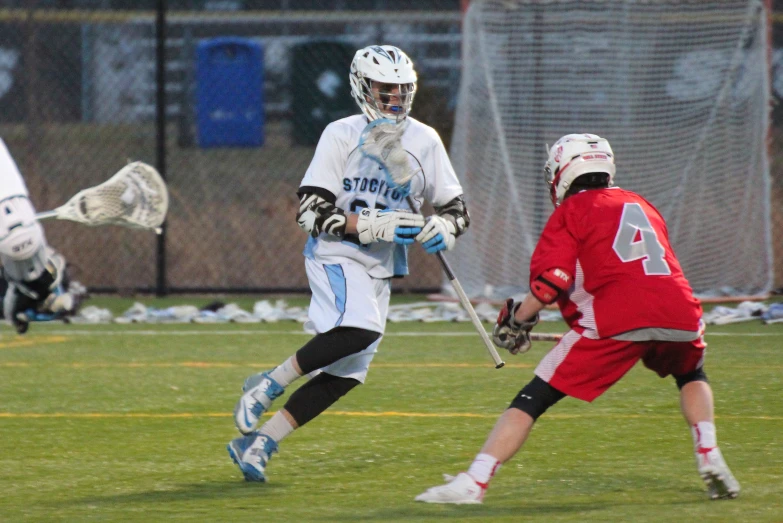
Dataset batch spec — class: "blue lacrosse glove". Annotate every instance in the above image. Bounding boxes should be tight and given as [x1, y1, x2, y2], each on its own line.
[415, 215, 457, 253]
[394, 225, 422, 245]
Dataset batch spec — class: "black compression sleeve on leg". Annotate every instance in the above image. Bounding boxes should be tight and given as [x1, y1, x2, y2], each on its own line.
[295, 327, 380, 375]
[508, 376, 566, 421]
[284, 372, 360, 427]
[674, 367, 709, 390]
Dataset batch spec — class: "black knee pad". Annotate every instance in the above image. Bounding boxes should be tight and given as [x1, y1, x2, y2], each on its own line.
[674, 367, 709, 390]
[284, 372, 360, 427]
[508, 376, 566, 421]
[296, 327, 380, 375]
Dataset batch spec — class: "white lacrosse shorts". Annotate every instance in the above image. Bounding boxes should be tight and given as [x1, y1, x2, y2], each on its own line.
[304, 257, 389, 383]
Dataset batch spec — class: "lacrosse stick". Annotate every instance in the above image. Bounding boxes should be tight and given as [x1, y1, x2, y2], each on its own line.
[35, 161, 168, 234]
[530, 332, 563, 342]
[359, 118, 506, 369]
[405, 194, 507, 368]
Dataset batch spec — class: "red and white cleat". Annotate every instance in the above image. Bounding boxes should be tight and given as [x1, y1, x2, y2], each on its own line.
[696, 446, 740, 500]
[415, 473, 486, 505]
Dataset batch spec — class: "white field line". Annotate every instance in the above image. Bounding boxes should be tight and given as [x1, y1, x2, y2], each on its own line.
[9, 329, 783, 337]
[0, 411, 781, 421]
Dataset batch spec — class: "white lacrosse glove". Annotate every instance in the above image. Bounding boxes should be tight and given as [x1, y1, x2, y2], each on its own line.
[415, 215, 457, 254]
[355, 208, 425, 245]
[492, 298, 539, 355]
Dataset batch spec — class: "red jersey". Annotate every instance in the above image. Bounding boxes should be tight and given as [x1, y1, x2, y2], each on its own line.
[530, 187, 702, 339]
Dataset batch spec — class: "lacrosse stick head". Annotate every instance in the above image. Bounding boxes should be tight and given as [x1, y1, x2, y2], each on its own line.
[54, 161, 168, 232]
[358, 118, 418, 198]
[350, 45, 417, 122]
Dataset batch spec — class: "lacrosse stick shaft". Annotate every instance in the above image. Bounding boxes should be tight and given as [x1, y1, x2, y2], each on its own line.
[530, 332, 563, 342]
[34, 210, 58, 221]
[406, 195, 505, 369]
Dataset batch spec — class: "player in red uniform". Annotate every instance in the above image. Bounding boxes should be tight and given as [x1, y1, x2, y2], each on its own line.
[415, 133, 740, 504]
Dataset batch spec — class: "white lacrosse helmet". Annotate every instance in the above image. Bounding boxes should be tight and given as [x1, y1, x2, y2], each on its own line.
[349, 45, 417, 122]
[544, 133, 615, 206]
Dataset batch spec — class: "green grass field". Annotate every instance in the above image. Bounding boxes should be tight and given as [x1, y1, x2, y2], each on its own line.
[1, 296, 782, 522]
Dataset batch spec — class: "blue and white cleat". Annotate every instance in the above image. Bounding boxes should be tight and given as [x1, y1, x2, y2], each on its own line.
[227, 432, 278, 482]
[233, 372, 285, 434]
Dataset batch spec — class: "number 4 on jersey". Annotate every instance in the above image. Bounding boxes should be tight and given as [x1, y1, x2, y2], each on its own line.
[612, 202, 671, 275]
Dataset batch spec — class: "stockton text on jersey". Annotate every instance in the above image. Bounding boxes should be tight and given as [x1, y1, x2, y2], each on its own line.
[342, 176, 405, 202]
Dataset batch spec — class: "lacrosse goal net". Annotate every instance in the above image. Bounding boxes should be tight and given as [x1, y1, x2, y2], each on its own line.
[447, 0, 773, 301]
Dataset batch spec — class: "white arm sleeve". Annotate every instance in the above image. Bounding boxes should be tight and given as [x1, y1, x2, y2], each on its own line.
[0, 138, 30, 200]
[419, 128, 463, 207]
[299, 122, 351, 198]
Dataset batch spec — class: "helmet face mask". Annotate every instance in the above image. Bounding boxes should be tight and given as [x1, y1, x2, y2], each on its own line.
[544, 133, 616, 207]
[370, 81, 416, 117]
[350, 45, 417, 122]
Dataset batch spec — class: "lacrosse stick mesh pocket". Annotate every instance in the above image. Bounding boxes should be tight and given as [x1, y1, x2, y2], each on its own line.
[59, 162, 168, 230]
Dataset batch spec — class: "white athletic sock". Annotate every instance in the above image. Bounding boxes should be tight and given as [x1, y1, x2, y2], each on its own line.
[691, 421, 717, 450]
[268, 356, 302, 388]
[259, 412, 295, 443]
[466, 453, 501, 487]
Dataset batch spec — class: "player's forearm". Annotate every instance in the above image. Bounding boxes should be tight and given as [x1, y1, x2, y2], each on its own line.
[515, 293, 546, 323]
[434, 195, 470, 238]
[297, 191, 348, 238]
[315, 212, 357, 237]
[344, 213, 359, 235]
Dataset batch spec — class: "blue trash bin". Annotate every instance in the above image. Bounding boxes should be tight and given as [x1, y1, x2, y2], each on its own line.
[196, 37, 264, 148]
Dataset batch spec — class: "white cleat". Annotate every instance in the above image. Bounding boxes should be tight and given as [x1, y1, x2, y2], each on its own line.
[696, 446, 740, 500]
[415, 472, 485, 504]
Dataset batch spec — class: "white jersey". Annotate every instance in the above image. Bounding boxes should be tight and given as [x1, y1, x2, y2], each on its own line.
[299, 115, 463, 279]
[0, 138, 29, 201]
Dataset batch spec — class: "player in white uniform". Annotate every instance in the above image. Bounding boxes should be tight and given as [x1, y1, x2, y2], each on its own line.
[0, 138, 74, 333]
[227, 45, 471, 482]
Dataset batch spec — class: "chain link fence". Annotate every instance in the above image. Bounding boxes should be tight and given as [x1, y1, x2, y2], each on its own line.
[0, 2, 781, 294]
[0, 2, 462, 293]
